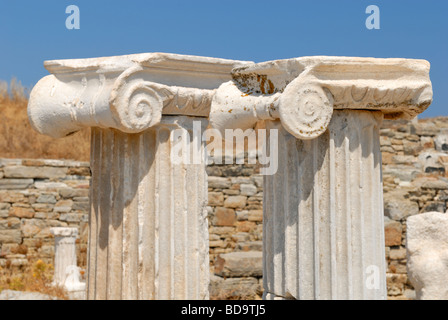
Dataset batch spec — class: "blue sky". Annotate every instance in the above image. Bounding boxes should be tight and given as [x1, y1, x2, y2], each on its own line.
[0, 0, 447, 118]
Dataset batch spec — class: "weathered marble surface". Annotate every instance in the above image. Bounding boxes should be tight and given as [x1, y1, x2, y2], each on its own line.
[407, 212, 448, 300]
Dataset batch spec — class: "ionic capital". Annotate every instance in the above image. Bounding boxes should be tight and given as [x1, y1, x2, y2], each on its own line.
[28, 53, 251, 138]
[210, 56, 432, 140]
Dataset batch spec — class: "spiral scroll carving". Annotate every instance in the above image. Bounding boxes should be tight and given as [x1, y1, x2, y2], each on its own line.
[279, 83, 334, 140]
[110, 80, 164, 133]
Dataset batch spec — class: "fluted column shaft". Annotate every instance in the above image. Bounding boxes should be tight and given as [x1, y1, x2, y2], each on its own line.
[87, 116, 209, 300]
[263, 110, 387, 300]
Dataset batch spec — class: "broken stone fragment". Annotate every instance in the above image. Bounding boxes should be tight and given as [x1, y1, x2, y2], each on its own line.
[407, 212, 448, 300]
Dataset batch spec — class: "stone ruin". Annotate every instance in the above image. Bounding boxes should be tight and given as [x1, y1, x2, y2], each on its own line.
[25, 52, 436, 300]
[406, 212, 448, 300]
[50, 227, 85, 300]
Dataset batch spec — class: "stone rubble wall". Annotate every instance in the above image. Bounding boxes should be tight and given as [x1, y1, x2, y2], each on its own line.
[1, 117, 448, 300]
[0, 159, 90, 271]
[381, 117, 448, 300]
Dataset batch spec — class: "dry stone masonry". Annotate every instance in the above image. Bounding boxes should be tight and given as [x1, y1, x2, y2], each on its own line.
[0, 159, 90, 270]
[22, 53, 435, 300]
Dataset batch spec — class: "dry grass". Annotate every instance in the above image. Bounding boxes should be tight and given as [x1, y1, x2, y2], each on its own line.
[0, 258, 69, 300]
[0, 79, 90, 161]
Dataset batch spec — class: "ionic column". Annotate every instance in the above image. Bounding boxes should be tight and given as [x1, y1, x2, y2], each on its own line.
[28, 52, 251, 300]
[263, 110, 386, 299]
[88, 117, 209, 300]
[51, 227, 79, 286]
[210, 56, 433, 300]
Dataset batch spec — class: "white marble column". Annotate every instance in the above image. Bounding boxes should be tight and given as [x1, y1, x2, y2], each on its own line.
[210, 56, 433, 300]
[51, 227, 79, 286]
[27, 52, 251, 300]
[88, 117, 209, 300]
[263, 110, 386, 299]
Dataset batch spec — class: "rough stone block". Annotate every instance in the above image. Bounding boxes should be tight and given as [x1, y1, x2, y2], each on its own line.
[67, 167, 91, 176]
[0, 179, 34, 190]
[214, 251, 262, 277]
[411, 123, 439, 137]
[59, 188, 89, 198]
[421, 201, 446, 213]
[209, 240, 226, 248]
[236, 241, 263, 252]
[34, 182, 68, 189]
[209, 275, 261, 299]
[224, 196, 247, 209]
[386, 273, 407, 296]
[0, 192, 26, 203]
[36, 194, 57, 204]
[403, 141, 423, 156]
[384, 217, 403, 246]
[384, 192, 419, 221]
[206, 166, 222, 177]
[421, 180, 448, 190]
[54, 199, 73, 213]
[236, 210, 249, 221]
[240, 184, 257, 196]
[222, 189, 239, 195]
[34, 211, 59, 219]
[9, 207, 35, 219]
[72, 201, 89, 211]
[0, 230, 22, 243]
[21, 219, 46, 238]
[208, 192, 224, 206]
[208, 177, 231, 189]
[383, 165, 420, 182]
[252, 175, 263, 188]
[230, 177, 252, 185]
[213, 207, 236, 226]
[59, 213, 84, 223]
[248, 210, 263, 222]
[236, 221, 256, 233]
[31, 203, 54, 212]
[390, 247, 407, 260]
[3, 166, 67, 179]
[0, 218, 21, 230]
[231, 232, 251, 242]
[435, 129, 448, 152]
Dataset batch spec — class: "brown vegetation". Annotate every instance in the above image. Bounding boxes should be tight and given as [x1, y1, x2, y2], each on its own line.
[0, 79, 90, 161]
[0, 258, 69, 299]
